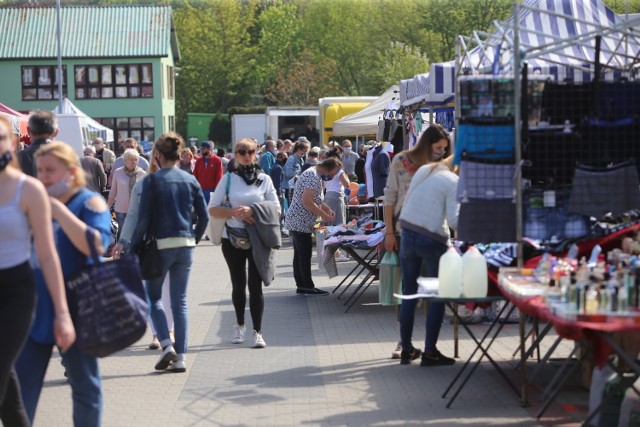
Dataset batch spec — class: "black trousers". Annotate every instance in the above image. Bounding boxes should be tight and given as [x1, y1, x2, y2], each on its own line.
[290, 231, 315, 289]
[221, 238, 264, 333]
[0, 262, 36, 427]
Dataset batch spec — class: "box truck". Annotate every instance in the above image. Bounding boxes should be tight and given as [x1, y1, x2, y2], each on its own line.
[318, 96, 377, 146]
[265, 107, 319, 145]
[231, 114, 267, 146]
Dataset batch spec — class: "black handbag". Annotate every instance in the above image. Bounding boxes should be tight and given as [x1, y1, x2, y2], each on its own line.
[66, 228, 148, 357]
[134, 174, 163, 280]
[226, 225, 251, 250]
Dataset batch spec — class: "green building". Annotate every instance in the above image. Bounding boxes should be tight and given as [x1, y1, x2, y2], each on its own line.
[0, 5, 180, 148]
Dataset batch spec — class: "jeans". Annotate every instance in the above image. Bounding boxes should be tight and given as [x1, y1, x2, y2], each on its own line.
[221, 239, 264, 332]
[114, 211, 126, 240]
[145, 246, 194, 354]
[0, 262, 36, 427]
[16, 338, 102, 427]
[290, 231, 315, 289]
[399, 228, 448, 353]
[202, 189, 212, 206]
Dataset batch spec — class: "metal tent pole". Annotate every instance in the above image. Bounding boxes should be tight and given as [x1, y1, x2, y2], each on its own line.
[56, 0, 64, 111]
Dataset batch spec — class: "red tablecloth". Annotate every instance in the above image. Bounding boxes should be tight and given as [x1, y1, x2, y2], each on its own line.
[497, 281, 640, 367]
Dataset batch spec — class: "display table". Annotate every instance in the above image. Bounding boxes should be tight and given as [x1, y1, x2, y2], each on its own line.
[396, 292, 520, 408]
[498, 269, 640, 418]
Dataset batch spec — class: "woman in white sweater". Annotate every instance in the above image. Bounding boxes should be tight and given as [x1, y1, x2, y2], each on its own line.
[397, 151, 459, 366]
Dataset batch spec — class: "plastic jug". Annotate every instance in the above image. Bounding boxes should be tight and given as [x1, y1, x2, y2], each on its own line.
[438, 247, 463, 298]
[462, 246, 488, 298]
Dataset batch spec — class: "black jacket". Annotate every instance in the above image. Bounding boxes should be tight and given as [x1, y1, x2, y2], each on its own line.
[19, 138, 51, 177]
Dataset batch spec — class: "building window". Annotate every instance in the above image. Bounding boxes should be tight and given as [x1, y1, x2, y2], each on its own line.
[75, 64, 153, 100]
[21, 65, 67, 100]
[167, 65, 175, 99]
[168, 115, 175, 132]
[96, 116, 155, 144]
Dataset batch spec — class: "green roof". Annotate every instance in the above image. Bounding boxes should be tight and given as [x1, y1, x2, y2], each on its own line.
[0, 5, 180, 61]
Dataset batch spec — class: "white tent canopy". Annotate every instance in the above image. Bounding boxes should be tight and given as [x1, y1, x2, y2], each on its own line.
[53, 98, 114, 142]
[332, 85, 400, 136]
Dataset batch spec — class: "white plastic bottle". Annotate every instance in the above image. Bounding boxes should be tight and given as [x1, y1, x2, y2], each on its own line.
[462, 246, 488, 298]
[438, 247, 463, 298]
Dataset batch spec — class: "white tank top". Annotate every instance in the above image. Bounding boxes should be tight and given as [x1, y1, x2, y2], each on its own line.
[0, 176, 32, 269]
[325, 168, 345, 194]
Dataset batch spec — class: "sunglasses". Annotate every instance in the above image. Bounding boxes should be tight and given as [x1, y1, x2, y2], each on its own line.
[236, 149, 256, 156]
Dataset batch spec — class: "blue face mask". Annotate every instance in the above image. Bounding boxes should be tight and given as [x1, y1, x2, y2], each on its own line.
[320, 174, 332, 182]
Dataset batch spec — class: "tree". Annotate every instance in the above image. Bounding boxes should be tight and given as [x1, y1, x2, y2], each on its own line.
[208, 114, 231, 147]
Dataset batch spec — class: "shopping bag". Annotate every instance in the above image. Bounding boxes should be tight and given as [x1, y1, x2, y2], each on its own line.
[134, 237, 162, 280]
[66, 229, 148, 357]
[379, 251, 401, 305]
[210, 173, 231, 245]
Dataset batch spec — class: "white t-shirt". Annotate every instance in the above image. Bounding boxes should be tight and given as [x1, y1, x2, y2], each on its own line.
[208, 172, 280, 237]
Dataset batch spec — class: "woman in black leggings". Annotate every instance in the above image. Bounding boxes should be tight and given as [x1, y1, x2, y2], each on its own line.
[209, 138, 280, 349]
[0, 115, 75, 426]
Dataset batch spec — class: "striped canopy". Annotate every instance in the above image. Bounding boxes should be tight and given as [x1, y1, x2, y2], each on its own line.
[426, 0, 640, 106]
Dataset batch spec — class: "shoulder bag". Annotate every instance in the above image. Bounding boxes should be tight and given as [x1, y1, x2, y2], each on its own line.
[66, 228, 148, 357]
[209, 173, 231, 245]
[134, 174, 163, 279]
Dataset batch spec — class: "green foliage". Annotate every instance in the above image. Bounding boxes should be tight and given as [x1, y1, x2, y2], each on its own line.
[208, 113, 231, 147]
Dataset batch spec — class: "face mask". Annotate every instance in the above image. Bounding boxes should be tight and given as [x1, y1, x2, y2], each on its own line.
[46, 172, 72, 197]
[201, 150, 210, 156]
[343, 147, 352, 154]
[320, 174, 332, 182]
[432, 150, 445, 161]
[0, 151, 12, 172]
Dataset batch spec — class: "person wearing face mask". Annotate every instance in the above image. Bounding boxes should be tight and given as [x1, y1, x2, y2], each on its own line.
[341, 140, 359, 176]
[395, 125, 459, 367]
[15, 141, 111, 426]
[383, 124, 453, 359]
[179, 148, 195, 174]
[0, 117, 75, 427]
[285, 157, 342, 296]
[193, 141, 224, 206]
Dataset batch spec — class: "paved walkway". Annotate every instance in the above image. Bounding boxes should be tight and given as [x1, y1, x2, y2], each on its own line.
[32, 239, 587, 426]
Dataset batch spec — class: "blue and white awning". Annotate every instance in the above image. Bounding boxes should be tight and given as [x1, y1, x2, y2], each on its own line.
[426, 0, 640, 106]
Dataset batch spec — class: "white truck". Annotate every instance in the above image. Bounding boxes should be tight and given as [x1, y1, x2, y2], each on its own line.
[231, 114, 267, 146]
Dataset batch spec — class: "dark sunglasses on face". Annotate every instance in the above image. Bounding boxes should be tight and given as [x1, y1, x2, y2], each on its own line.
[236, 149, 256, 156]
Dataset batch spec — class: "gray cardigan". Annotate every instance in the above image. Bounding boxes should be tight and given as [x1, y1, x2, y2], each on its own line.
[246, 201, 281, 286]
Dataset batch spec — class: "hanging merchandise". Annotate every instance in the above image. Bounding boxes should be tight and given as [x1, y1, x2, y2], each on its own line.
[456, 158, 515, 201]
[568, 161, 640, 218]
[453, 123, 515, 165]
[457, 199, 517, 243]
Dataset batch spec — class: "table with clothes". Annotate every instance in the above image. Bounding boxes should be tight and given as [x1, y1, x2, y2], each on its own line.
[321, 217, 386, 312]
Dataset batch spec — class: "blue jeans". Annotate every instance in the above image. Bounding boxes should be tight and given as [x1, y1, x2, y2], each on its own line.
[145, 246, 194, 354]
[202, 189, 212, 206]
[16, 338, 102, 427]
[399, 228, 448, 353]
[114, 211, 126, 240]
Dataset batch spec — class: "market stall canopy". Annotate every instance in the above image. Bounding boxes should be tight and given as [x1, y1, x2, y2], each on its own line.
[333, 85, 400, 137]
[53, 98, 114, 142]
[0, 102, 29, 143]
[427, 0, 640, 106]
[399, 74, 430, 107]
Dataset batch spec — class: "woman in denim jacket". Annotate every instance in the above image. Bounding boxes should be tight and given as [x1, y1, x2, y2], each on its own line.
[129, 133, 209, 373]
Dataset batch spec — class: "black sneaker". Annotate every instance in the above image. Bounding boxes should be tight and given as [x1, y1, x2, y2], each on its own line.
[421, 349, 455, 366]
[400, 347, 422, 365]
[298, 287, 329, 296]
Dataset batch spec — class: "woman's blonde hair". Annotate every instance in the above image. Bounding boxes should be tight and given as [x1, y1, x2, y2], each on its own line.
[35, 141, 86, 188]
[180, 148, 193, 160]
[0, 115, 19, 169]
[123, 148, 139, 162]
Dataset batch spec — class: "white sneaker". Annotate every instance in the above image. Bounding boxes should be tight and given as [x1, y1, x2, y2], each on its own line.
[154, 345, 177, 370]
[232, 324, 246, 344]
[168, 359, 186, 373]
[253, 331, 266, 348]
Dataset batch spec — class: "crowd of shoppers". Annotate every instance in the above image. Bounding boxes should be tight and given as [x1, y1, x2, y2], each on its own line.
[1, 108, 465, 426]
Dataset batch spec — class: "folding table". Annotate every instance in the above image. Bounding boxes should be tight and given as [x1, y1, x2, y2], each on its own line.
[396, 293, 521, 408]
